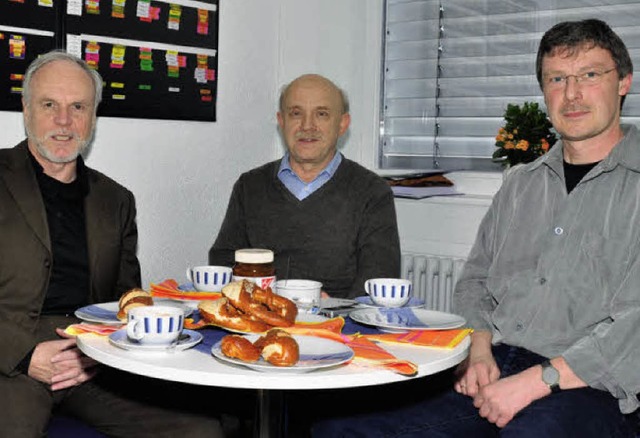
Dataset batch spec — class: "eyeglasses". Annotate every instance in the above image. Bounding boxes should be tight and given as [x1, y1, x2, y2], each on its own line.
[543, 67, 617, 90]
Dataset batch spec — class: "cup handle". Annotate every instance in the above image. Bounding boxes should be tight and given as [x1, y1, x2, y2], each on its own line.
[364, 280, 372, 296]
[127, 320, 144, 340]
[186, 268, 193, 283]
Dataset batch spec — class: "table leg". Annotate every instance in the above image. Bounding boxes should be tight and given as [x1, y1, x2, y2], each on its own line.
[255, 389, 285, 438]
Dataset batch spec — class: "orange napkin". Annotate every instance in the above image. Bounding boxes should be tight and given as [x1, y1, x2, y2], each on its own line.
[345, 335, 418, 376]
[282, 324, 419, 376]
[363, 329, 472, 349]
[64, 322, 122, 337]
[150, 279, 222, 301]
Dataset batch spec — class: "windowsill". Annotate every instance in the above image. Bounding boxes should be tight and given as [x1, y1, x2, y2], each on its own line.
[446, 170, 502, 198]
[378, 170, 503, 204]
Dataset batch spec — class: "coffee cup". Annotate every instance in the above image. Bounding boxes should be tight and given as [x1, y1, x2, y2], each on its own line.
[126, 306, 184, 345]
[364, 278, 412, 308]
[186, 265, 233, 292]
[275, 279, 322, 314]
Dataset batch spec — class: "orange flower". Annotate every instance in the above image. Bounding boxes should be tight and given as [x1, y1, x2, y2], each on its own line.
[541, 138, 549, 152]
[515, 140, 529, 151]
[504, 141, 515, 150]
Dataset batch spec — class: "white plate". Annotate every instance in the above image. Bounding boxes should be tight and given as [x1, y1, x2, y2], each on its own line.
[354, 296, 425, 309]
[320, 297, 357, 309]
[108, 329, 203, 352]
[211, 335, 354, 373]
[349, 308, 466, 332]
[75, 299, 193, 324]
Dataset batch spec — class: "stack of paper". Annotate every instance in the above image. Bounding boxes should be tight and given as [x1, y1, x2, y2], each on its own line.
[379, 169, 463, 199]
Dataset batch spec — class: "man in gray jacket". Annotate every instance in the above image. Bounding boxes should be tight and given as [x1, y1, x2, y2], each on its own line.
[314, 19, 638, 438]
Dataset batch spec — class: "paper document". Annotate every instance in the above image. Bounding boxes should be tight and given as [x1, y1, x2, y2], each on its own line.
[391, 186, 463, 199]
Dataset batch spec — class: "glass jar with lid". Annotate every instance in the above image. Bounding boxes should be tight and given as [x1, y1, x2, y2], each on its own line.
[232, 248, 276, 290]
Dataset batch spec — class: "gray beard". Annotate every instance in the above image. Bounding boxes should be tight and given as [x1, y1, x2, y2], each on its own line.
[26, 127, 91, 164]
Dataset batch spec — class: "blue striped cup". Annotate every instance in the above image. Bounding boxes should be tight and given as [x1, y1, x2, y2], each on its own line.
[186, 265, 233, 292]
[364, 278, 412, 308]
[126, 306, 184, 345]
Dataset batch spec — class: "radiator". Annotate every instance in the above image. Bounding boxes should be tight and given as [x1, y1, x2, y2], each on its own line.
[401, 253, 466, 313]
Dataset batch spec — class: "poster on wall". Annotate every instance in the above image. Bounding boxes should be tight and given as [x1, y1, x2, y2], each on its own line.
[0, 0, 60, 112]
[65, 36, 217, 121]
[0, 28, 57, 112]
[0, 0, 219, 121]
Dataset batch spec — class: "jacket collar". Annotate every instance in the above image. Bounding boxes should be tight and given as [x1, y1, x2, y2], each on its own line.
[529, 124, 640, 178]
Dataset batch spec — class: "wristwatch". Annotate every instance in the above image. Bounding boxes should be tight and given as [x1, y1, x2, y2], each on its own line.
[540, 359, 560, 393]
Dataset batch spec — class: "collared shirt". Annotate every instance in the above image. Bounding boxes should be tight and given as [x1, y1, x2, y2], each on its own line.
[277, 152, 342, 200]
[454, 124, 640, 413]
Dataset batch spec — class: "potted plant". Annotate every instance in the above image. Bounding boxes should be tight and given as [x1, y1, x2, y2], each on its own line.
[493, 101, 558, 169]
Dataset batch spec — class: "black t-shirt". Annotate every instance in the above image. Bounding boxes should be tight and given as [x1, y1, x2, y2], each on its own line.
[30, 152, 90, 315]
[563, 160, 600, 194]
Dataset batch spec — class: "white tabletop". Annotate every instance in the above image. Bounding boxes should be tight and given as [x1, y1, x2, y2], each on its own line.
[77, 330, 470, 390]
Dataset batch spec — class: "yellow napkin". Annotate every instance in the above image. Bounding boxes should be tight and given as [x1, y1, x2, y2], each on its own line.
[64, 322, 122, 337]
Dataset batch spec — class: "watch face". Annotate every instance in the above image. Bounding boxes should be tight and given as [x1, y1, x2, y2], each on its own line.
[542, 363, 560, 385]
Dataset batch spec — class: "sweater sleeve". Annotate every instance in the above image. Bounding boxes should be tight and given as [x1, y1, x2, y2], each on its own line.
[349, 181, 401, 298]
[209, 177, 249, 267]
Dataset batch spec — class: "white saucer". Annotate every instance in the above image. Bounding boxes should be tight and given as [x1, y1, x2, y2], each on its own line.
[75, 300, 193, 324]
[108, 329, 203, 351]
[354, 296, 425, 309]
[349, 308, 466, 332]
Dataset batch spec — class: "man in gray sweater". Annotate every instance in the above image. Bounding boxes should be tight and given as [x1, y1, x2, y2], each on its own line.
[209, 74, 400, 299]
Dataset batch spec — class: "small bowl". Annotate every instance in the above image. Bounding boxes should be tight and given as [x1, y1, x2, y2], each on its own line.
[364, 278, 412, 308]
[275, 279, 322, 314]
[186, 266, 233, 292]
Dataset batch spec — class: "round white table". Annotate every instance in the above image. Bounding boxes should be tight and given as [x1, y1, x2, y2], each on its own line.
[77, 328, 469, 437]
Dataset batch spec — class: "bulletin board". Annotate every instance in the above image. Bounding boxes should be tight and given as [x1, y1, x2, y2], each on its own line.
[0, 0, 219, 121]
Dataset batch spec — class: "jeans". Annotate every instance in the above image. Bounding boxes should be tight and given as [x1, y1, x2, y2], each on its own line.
[311, 344, 635, 438]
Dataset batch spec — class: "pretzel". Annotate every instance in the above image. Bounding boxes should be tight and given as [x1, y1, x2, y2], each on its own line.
[252, 288, 298, 324]
[220, 335, 261, 362]
[220, 329, 300, 367]
[222, 280, 296, 328]
[198, 298, 270, 333]
[256, 329, 299, 367]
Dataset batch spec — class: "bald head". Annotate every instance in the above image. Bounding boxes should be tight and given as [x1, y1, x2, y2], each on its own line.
[279, 74, 349, 115]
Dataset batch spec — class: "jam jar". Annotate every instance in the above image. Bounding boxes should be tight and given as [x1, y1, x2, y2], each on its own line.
[232, 248, 276, 290]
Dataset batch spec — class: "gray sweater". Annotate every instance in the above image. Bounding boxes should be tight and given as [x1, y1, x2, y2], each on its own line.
[209, 156, 401, 298]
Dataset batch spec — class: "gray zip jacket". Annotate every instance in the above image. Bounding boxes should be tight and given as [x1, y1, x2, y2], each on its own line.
[454, 124, 640, 413]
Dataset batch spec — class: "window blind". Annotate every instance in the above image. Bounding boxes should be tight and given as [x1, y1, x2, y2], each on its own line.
[380, 0, 640, 171]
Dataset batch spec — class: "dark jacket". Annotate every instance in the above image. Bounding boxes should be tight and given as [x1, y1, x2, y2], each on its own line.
[0, 140, 141, 376]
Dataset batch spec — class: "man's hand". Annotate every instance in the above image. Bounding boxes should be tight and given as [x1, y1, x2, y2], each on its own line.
[454, 330, 499, 397]
[28, 328, 100, 391]
[472, 367, 542, 427]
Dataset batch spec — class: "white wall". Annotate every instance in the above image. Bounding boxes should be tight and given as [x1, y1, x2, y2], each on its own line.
[1, 1, 499, 286]
[0, 1, 391, 286]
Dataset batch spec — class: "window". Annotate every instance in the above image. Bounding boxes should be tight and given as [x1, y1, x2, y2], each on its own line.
[380, 0, 640, 171]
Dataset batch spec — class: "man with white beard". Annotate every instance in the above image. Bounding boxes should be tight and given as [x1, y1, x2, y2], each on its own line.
[0, 50, 225, 438]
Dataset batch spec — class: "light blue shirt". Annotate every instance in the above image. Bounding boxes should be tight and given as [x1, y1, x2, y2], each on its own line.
[277, 152, 343, 200]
